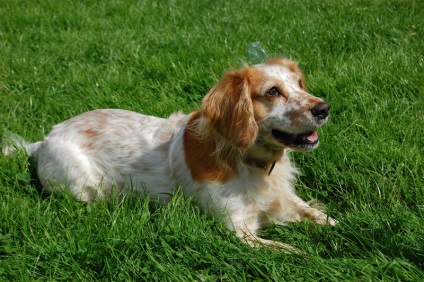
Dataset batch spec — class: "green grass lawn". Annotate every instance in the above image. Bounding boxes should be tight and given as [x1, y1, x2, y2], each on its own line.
[1, 0, 423, 280]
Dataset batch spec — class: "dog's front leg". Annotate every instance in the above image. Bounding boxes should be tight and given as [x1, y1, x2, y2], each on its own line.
[266, 196, 337, 226]
[225, 209, 301, 253]
[234, 225, 302, 253]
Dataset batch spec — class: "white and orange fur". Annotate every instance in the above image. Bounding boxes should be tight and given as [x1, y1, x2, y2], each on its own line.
[6, 58, 337, 251]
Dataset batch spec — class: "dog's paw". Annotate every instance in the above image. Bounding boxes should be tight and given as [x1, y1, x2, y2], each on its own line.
[314, 212, 338, 226]
[299, 206, 338, 226]
[243, 236, 304, 255]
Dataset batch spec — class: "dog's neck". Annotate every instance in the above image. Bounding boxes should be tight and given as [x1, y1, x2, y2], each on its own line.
[243, 137, 285, 174]
[244, 157, 277, 175]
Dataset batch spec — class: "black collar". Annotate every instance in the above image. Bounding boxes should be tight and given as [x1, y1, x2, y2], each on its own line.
[245, 158, 276, 175]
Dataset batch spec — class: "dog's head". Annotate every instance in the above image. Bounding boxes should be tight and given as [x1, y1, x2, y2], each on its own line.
[201, 58, 329, 152]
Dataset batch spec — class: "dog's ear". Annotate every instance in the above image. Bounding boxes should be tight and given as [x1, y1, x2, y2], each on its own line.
[201, 70, 258, 149]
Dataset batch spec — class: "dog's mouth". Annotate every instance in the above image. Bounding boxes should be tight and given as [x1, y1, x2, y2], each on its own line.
[271, 129, 319, 150]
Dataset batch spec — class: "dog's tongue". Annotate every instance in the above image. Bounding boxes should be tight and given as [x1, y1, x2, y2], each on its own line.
[305, 131, 318, 143]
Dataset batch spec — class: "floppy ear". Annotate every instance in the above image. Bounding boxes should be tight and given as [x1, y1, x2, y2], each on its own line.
[201, 70, 258, 149]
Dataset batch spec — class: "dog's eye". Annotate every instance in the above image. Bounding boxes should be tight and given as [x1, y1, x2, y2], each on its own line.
[267, 87, 281, 97]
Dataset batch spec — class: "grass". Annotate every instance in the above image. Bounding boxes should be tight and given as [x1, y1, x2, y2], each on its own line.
[1, 0, 423, 280]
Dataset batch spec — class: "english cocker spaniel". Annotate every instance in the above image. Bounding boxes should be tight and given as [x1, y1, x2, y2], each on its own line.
[17, 58, 337, 250]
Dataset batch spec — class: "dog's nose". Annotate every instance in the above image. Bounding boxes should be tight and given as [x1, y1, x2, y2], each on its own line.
[311, 102, 330, 119]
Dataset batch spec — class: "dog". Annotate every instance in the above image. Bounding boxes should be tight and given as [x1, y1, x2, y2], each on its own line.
[5, 58, 336, 251]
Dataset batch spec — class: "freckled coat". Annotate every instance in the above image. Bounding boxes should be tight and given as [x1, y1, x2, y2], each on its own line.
[26, 58, 336, 251]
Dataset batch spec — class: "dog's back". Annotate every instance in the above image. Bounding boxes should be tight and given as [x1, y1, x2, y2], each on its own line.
[25, 109, 187, 201]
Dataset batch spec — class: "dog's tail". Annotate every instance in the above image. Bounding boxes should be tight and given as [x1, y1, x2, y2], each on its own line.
[2, 131, 41, 156]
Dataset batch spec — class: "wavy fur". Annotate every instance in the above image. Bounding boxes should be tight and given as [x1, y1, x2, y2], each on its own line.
[6, 58, 336, 252]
